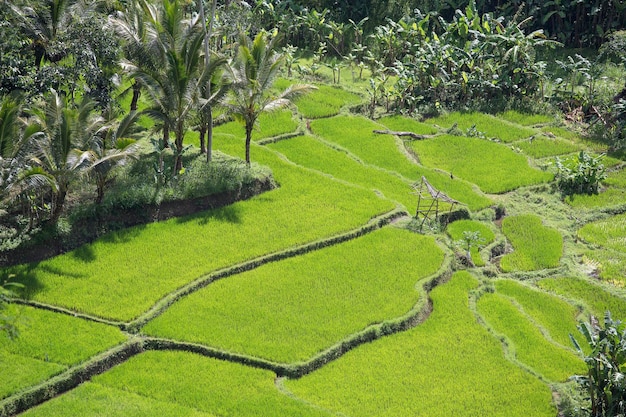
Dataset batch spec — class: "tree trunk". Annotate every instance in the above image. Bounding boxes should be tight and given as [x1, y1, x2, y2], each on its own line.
[130, 81, 141, 111]
[163, 124, 170, 148]
[50, 186, 67, 223]
[206, 110, 213, 162]
[245, 122, 253, 166]
[199, 125, 207, 154]
[174, 121, 184, 174]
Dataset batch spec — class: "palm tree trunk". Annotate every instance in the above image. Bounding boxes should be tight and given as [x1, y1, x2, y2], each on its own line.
[206, 110, 213, 162]
[130, 81, 141, 111]
[50, 186, 67, 223]
[199, 125, 207, 154]
[245, 122, 253, 166]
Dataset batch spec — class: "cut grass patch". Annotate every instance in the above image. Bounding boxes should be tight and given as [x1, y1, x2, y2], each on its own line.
[494, 280, 584, 351]
[21, 351, 333, 417]
[578, 213, 626, 283]
[291, 84, 362, 119]
[426, 112, 536, 143]
[500, 215, 563, 272]
[284, 272, 556, 417]
[212, 109, 299, 141]
[538, 277, 626, 321]
[144, 227, 444, 363]
[409, 135, 553, 193]
[267, 135, 419, 212]
[477, 292, 583, 381]
[514, 137, 580, 159]
[7, 148, 393, 321]
[498, 111, 555, 126]
[311, 115, 492, 211]
[446, 220, 495, 266]
[378, 115, 439, 135]
[0, 304, 126, 399]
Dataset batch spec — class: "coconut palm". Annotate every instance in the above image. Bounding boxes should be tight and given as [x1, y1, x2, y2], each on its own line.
[224, 31, 314, 166]
[195, 55, 229, 160]
[27, 89, 99, 222]
[115, 0, 206, 173]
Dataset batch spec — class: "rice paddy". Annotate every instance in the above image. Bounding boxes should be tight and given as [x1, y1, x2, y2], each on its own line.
[500, 215, 563, 272]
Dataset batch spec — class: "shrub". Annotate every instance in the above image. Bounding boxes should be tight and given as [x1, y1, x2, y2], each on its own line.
[555, 151, 607, 196]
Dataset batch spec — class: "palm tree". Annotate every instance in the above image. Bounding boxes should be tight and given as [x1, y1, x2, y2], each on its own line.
[27, 89, 99, 222]
[115, 0, 206, 173]
[224, 31, 314, 166]
[84, 106, 140, 204]
[8, 0, 81, 68]
[195, 55, 229, 160]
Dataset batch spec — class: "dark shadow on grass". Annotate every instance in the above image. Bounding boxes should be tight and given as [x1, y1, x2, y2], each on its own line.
[174, 204, 243, 226]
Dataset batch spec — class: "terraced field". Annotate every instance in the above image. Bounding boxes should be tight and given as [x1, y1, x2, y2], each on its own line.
[3, 80, 626, 417]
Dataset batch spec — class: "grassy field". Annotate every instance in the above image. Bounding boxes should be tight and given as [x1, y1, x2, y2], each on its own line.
[500, 215, 563, 272]
[267, 135, 419, 212]
[311, 115, 493, 211]
[6, 149, 393, 321]
[0, 305, 126, 399]
[21, 351, 333, 417]
[409, 135, 553, 193]
[514, 136, 581, 159]
[494, 280, 584, 350]
[577, 213, 626, 283]
[289, 83, 362, 119]
[446, 220, 495, 266]
[284, 272, 557, 417]
[477, 292, 584, 381]
[538, 277, 626, 320]
[425, 112, 537, 143]
[497, 111, 555, 126]
[143, 227, 444, 363]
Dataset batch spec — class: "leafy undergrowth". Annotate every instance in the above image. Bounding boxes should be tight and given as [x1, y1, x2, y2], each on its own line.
[446, 220, 495, 266]
[311, 115, 493, 211]
[577, 212, 626, 284]
[20, 351, 332, 417]
[500, 215, 563, 272]
[143, 227, 444, 363]
[477, 292, 584, 381]
[0, 305, 126, 399]
[538, 277, 626, 319]
[409, 135, 553, 193]
[6, 147, 393, 321]
[284, 272, 556, 417]
[425, 112, 536, 143]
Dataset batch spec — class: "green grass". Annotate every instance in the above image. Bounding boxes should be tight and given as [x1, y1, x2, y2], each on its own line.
[22, 351, 333, 417]
[311, 115, 493, 211]
[514, 137, 580, 159]
[500, 215, 563, 272]
[494, 280, 584, 351]
[284, 272, 556, 417]
[578, 213, 626, 283]
[477, 292, 583, 381]
[0, 351, 64, 400]
[378, 115, 439, 135]
[409, 135, 553, 193]
[446, 220, 495, 266]
[284, 83, 362, 119]
[7, 147, 393, 321]
[538, 277, 626, 321]
[566, 167, 626, 209]
[426, 112, 536, 143]
[211, 109, 299, 141]
[267, 135, 419, 212]
[498, 111, 555, 126]
[0, 304, 126, 399]
[144, 227, 444, 363]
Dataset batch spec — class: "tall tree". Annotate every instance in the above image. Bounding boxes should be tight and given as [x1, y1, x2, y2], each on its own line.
[224, 31, 314, 166]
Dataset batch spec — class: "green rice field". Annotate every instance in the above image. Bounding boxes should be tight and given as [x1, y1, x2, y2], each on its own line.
[4, 75, 626, 417]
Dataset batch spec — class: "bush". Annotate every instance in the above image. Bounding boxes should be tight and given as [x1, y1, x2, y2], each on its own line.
[555, 151, 607, 196]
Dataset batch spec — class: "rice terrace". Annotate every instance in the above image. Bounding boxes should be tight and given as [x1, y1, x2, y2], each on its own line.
[2, 0, 626, 416]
